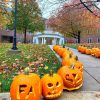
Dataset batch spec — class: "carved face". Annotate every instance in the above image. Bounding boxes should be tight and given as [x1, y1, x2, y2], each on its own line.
[10, 74, 41, 100]
[74, 61, 83, 72]
[58, 66, 83, 91]
[41, 73, 63, 99]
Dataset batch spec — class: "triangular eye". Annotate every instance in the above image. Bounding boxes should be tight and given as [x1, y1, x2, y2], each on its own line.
[66, 74, 69, 78]
[48, 83, 53, 87]
[72, 74, 76, 78]
[56, 82, 59, 86]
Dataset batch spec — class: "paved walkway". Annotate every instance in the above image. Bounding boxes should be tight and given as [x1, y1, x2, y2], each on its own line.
[0, 45, 100, 100]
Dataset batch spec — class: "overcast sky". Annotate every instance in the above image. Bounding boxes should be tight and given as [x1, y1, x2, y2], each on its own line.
[38, 0, 69, 19]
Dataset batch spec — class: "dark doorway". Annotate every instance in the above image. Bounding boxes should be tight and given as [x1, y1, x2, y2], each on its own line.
[1, 35, 13, 43]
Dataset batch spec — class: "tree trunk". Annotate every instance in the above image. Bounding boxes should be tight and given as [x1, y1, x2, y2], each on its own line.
[77, 31, 80, 43]
[24, 28, 27, 43]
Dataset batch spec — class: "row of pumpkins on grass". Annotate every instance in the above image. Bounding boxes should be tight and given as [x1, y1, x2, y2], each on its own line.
[78, 45, 100, 58]
[10, 45, 83, 100]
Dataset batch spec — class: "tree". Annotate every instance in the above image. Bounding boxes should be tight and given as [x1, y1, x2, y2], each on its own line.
[47, 0, 100, 43]
[7, 0, 45, 43]
[0, 0, 10, 29]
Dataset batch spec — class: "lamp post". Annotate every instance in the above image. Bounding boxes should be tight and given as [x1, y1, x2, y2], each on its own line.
[12, 0, 18, 50]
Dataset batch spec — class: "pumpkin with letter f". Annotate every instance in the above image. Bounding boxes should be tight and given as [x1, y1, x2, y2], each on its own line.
[10, 67, 41, 100]
[41, 70, 63, 99]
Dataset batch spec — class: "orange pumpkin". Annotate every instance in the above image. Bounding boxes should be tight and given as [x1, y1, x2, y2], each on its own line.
[62, 54, 75, 66]
[53, 45, 61, 52]
[62, 48, 73, 58]
[72, 56, 84, 72]
[58, 65, 83, 91]
[41, 70, 63, 99]
[91, 47, 98, 56]
[53, 45, 60, 51]
[10, 67, 41, 100]
[85, 48, 91, 55]
[78, 45, 82, 52]
[80, 46, 87, 54]
[94, 48, 100, 58]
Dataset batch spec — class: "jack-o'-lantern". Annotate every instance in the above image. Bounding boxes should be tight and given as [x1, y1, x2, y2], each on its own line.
[58, 65, 83, 91]
[41, 70, 63, 99]
[10, 67, 41, 100]
[91, 47, 98, 56]
[73, 56, 84, 72]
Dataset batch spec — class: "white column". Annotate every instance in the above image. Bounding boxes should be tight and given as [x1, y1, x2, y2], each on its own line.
[33, 37, 35, 44]
[59, 38, 61, 45]
[53, 38, 56, 45]
[42, 37, 44, 44]
[62, 38, 64, 44]
[44, 38, 46, 44]
[59, 38, 64, 45]
[36, 38, 39, 44]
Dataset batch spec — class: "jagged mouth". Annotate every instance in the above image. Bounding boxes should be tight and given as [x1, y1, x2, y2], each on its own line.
[46, 91, 62, 99]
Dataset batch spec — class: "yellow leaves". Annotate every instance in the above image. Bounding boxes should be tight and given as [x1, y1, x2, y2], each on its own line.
[44, 66, 48, 70]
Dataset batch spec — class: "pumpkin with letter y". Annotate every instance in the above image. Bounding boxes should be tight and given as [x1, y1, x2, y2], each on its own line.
[10, 67, 41, 100]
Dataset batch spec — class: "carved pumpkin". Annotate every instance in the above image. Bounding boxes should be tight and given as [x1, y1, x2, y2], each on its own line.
[91, 47, 98, 56]
[41, 70, 63, 99]
[10, 67, 41, 100]
[58, 65, 83, 91]
[72, 56, 84, 72]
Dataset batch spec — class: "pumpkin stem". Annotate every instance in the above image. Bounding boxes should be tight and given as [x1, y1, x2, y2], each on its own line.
[70, 64, 75, 69]
[24, 67, 30, 75]
[69, 54, 72, 58]
[49, 70, 53, 76]
[75, 56, 78, 61]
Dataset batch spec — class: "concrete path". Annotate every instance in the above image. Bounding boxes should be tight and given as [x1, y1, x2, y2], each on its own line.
[0, 45, 100, 100]
[49, 45, 100, 91]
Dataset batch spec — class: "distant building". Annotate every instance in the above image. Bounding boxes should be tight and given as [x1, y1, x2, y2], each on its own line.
[33, 31, 65, 45]
[0, 29, 33, 43]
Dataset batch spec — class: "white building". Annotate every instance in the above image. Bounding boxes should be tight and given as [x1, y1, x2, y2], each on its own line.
[33, 31, 64, 45]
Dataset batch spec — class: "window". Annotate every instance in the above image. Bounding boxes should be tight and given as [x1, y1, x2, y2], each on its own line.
[97, 38, 100, 43]
[97, 29, 100, 34]
[87, 38, 92, 43]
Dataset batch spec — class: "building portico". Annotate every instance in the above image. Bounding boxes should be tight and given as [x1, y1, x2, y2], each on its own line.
[33, 32, 64, 45]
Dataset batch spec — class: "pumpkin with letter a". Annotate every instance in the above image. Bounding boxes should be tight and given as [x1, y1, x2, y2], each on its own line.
[58, 65, 83, 91]
[41, 70, 63, 99]
[10, 67, 41, 100]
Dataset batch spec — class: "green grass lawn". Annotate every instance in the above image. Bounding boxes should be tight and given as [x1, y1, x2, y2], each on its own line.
[0, 43, 61, 92]
[65, 43, 79, 49]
